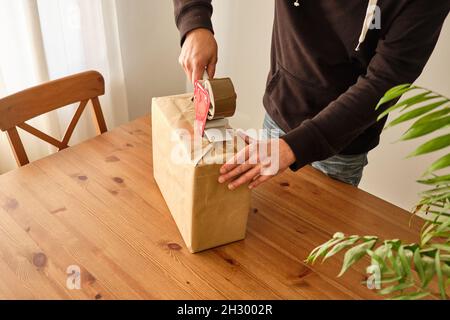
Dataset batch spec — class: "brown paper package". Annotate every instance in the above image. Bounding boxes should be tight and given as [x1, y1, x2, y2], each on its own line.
[152, 94, 251, 253]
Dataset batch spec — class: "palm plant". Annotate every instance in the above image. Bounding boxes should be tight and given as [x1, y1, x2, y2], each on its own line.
[307, 84, 450, 300]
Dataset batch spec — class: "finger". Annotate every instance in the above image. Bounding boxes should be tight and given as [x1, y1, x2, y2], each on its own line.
[184, 61, 193, 83]
[221, 147, 249, 174]
[192, 63, 206, 84]
[185, 68, 193, 84]
[249, 175, 273, 190]
[220, 145, 251, 174]
[207, 61, 216, 79]
[260, 159, 280, 176]
[252, 173, 261, 182]
[228, 165, 262, 190]
[236, 130, 257, 145]
[218, 163, 255, 184]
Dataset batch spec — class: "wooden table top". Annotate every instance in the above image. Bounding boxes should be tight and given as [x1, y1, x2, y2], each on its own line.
[0, 116, 423, 300]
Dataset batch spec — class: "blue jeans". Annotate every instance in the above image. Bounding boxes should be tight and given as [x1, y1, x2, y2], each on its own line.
[263, 114, 368, 187]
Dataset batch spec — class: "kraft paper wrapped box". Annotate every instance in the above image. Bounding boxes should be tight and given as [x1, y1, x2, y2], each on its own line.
[152, 93, 251, 253]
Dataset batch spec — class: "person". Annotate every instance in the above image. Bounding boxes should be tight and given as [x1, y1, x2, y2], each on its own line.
[173, 0, 450, 189]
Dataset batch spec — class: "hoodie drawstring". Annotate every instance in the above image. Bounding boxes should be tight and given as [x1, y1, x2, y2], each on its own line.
[356, 0, 379, 51]
[293, 0, 379, 52]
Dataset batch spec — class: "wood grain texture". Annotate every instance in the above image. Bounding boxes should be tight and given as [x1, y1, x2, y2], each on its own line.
[0, 71, 104, 131]
[17, 122, 66, 150]
[0, 71, 108, 167]
[6, 127, 29, 166]
[0, 116, 429, 300]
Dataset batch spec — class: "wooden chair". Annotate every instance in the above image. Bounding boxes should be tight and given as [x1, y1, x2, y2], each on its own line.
[0, 70, 107, 167]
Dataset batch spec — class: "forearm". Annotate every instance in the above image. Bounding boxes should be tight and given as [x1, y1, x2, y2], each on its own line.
[173, 0, 214, 45]
[283, 2, 450, 170]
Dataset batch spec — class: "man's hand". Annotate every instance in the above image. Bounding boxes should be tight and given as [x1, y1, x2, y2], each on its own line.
[179, 28, 218, 83]
[219, 133, 296, 190]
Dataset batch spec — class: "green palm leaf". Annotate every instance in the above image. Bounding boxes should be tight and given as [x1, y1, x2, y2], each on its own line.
[408, 134, 450, 157]
[401, 115, 450, 140]
[413, 107, 450, 126]
[386, 100, 449, 129]
[376, 84, 416, 110]
[414, 248, 426, 286]
[398, 246, 412, 278]
[435, 250, 447, 299]
[390, 291, 430, 300]
[378, 92, 439, 121]
[427, 153, 450, 174]
[379, 282, 414, 295]
[322, 236, 360, 262]
[338, 239, 377, 277]
[418, 174, 450, 185]
[307, 85, 450, 300]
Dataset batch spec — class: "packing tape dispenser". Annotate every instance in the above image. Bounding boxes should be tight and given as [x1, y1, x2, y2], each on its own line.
[194, 71, 237, 141]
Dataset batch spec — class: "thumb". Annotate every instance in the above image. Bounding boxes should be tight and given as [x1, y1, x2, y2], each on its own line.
[207, 61, 216, 80]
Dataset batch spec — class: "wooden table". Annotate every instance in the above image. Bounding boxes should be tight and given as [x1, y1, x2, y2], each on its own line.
[0, 116, 423, 300]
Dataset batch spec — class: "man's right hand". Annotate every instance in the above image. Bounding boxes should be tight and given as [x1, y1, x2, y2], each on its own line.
[178, 28, 218, 83]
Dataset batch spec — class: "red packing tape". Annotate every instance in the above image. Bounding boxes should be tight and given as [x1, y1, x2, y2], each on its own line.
[194, 81, 210, 136]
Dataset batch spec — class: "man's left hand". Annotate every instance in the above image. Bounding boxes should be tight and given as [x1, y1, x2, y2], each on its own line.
[218, 133, 296, 190]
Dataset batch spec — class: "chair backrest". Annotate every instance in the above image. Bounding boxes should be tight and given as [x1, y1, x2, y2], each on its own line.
[0, 70, 107, 167]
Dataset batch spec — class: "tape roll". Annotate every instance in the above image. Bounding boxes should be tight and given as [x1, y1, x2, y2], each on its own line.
[204, 78, 237, 121]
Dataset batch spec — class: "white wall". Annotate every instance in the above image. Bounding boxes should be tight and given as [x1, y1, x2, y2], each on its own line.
[113, 0, 448, 210]
[209, 0, 450, 210]
[115, 0, 186, 120]
[360, 17, 450, 210]
[212, 0, 275, 130]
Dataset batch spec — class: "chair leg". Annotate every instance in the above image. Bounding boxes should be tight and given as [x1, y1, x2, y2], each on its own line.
[91, 97, 107, 134]
[6, 127, 29, 167]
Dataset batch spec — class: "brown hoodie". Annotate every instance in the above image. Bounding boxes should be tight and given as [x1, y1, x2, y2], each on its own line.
[174, 0, 450, 170]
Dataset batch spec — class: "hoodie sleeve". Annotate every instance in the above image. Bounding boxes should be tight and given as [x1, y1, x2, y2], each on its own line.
[282, 0, 450, 170]
[173, 0, 214, 45]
